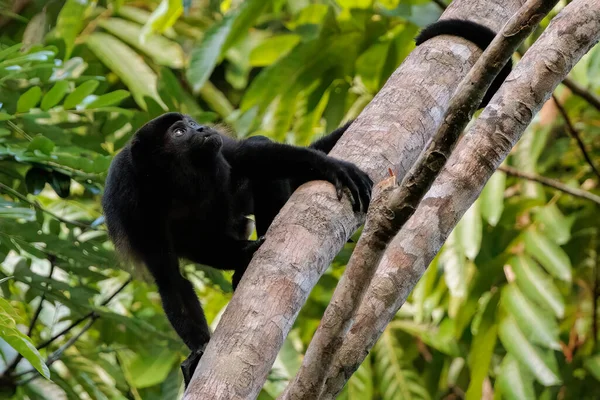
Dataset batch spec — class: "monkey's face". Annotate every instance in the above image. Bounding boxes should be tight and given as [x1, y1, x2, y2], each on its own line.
[131, 113, 223, 168]
[164, 115, 223, 156]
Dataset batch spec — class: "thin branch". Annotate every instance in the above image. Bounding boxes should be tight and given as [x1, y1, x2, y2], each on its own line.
[562, 77, 600, 112]
[281, 1, 558, 398]
[35, 277, 131, 352]
[11, 277, 132, 382]
[498, 165, 600, 205]
[0, 182, 99, 231]
[552, 94, 600, 182]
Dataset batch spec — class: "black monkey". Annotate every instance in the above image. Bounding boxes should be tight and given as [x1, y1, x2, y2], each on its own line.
[101, 114, 372, 385]
[415, 19, 513, 109]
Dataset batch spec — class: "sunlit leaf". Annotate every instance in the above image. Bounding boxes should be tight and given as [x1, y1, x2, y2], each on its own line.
[41, 81, 70, 111]
[523, 229, 572, 282]
[63, 80, 99, 110]
[480, 169, 506, 226]
[498, 316, 561, 386]
[27, 135, 55, 155]
[501, 284, 560, 350]
[98, 18, 185, 69]
[497, 354, 536, 400]
[249, 34, 302, 67]
[585, 354, 600, 382]
[534, 203, 571, 245]
[17, 86, 42, 113]
[186, 13, 236, 92]
[510, 255, 564, 318]
[86, 32, 164, 110]
[84, 90, 131, 109]
[55, 0, 93, 58]
[0, 297, 50, 379]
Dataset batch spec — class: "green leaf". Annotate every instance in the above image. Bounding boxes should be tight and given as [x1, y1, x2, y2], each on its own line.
[498, 316, 561, 386]
[140, 0, 183, 39]
[465, 292, 498, 400]
[22, 11, 48, 52]
[84, 90, 131, 109]
[356, 40, 392, 93]
[0, 112, 14, 121]
[27, 135, 55, 155]
[510, 255, 564, 318]
[98, 18, 185, 69]
[339, 354, 373, 400]
[584, 354, 600, 382]
[501, 284, 560, 350]
[534, 203, 571, 245]
[0, 297, 50, 379]
[480, 169, 506, 226]
[440, 231, 466, 307]
[497, 355, 536, 400]
[25, 167, 50, 195]
[223, 0, 273, 52]
[17, 86, 42, 113]
[186, 12, 236, 92]
[456, 200, 482, 260]
[86, 32, 165, 110]
[56, 0, 92, 58]
[523, 229, 572, 282]
[373, 330, 430, 400]
[41, 81, 70, 111]
[119, 347, 178, 388]
[63, 80, 100, 110]
[249, 34, 302, 67]
[49, 171, 71, 198]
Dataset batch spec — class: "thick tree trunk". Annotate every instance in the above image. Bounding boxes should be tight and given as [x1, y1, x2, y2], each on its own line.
[319, 1, 600, 397]
[183, 0, 524, 398]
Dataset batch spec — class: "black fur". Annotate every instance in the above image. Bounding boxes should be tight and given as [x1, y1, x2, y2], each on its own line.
[101, 114, 372, 385]
[415, 19, 513, 108]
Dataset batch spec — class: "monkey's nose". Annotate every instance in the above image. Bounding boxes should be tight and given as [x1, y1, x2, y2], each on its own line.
[196, 125, 205, 133]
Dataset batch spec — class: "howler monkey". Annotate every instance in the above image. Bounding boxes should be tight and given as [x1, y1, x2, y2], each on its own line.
[102, 17, 510, 388]
[101, 113, 372, 385]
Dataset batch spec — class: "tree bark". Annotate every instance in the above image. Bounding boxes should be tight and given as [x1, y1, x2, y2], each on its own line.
[183, 0, 524, 398]
[280, 0, 558, 397]
[319, 1, 600, 397]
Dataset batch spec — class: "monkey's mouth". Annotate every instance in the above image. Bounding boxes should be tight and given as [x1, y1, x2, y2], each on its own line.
[195, 133, 222, 148]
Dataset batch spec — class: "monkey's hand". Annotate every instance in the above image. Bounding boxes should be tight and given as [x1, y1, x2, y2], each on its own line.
[322, 159, 373, 213]
[181, 344, 206, 388]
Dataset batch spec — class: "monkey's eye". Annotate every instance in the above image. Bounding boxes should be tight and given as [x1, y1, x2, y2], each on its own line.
[173, 128, 185, 137]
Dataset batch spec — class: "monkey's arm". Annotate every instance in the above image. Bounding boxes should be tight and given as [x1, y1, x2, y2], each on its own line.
[224, 137, 373, 212]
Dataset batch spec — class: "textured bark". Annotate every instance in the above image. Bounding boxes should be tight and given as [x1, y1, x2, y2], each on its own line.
[183, 0, 524, 398]
[320, 1, 600, 397]
[280, 0, 558, 398]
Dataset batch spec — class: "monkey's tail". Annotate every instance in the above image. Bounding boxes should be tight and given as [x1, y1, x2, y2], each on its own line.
[415, 19, 513, 108]
[308, 120, 353, 154]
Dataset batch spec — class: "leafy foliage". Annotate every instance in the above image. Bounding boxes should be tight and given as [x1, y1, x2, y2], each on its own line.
[0, 0, 599, 399]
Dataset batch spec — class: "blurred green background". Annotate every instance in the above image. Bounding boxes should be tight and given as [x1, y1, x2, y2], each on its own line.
[0, 0, 599, 399]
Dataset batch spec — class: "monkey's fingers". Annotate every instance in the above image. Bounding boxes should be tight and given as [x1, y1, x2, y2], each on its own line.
[335, 178, 345, 202]
[181, 347, 205, 388]
[340, 170, 363, 212]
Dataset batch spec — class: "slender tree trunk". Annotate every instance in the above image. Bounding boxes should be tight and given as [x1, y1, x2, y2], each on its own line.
[183, 0, 525, 398]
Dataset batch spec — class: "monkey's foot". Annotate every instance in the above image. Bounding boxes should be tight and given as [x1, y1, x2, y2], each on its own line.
[181, 346, 206, 388]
